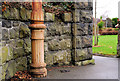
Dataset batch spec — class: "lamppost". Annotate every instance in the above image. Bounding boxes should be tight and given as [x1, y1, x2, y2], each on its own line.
[94, 0, 97, 46]
[29, 0, 47, 78]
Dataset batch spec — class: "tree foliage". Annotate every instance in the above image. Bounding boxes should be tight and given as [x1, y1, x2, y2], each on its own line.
[100, 16, 102, 20]
[112, 18, 118, 28]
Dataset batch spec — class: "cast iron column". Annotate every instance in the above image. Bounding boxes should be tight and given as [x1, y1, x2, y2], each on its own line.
[29, 0, 47, 77]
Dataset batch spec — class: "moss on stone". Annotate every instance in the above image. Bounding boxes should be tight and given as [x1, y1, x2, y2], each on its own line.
[2, 46, 8, 63]
[16, 40, 24, 48]
[2, 63, 8, 80]
[7, 47, 13, 61]
[20, 7, 27, 20]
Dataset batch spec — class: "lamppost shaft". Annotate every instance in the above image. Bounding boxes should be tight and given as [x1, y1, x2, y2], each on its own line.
[94, 0, 97, 46]
[29, 0, 47, 78]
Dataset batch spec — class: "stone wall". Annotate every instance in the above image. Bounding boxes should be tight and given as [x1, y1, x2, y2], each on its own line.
[1, 20, 31, 80]
[72, 2, 94, 65]
[0, 2, 94, 80]
[117, 24, 120, 57]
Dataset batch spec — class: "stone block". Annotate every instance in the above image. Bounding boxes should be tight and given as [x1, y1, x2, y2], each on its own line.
[1, 41, 6, 46]
[2, 20, 11, 28]
[2, 29, 9, 40]
[0, 66, 2, 81]
[72, 23, 77, 36]
[82, 60, 89, 66]
[9, 40, 16, 48]
[64, 13, 72, 22]
[45, 36, 54, 42]
[16, 40, 24, 48]
[74, 2, 91, 9]
[47, 22, 71, 36]
[44, 28, 47, 37]
[73, 23, 89, 36]
[2, 46, 8, 63]
[82, 36, 92, 47]
[26, 10, 31, 20]
[75, 62, 82, 66]
[45, 53, 53, 65]
[19, 23, 30, 38]
[86, 54, 92, 60]
[0, 12, 2, 18]
[9, 28, 19, 39]
[59, 39, 71, 49]
[59, 35, 71, 40]
[76, 36, 82, 48]
[7, 46, 13, 61]
[24, 38, 31, 54]
[2, 8, 11, 19]
[45, 13, 55, 21]
[15, 57, 27, 72]
[73, 9, 80, 22]
[2, 63, 8, 80]
[62, 23, 71, 35]
[48, 39, 59, 51]
[44, 42, 48, 52]
[89, 59, 95, 65]
[88, 23, 93, 35]
[27, 55, 32, 67]
[65, 62, 70, 65]
[10, 8, 20, 19]
[88, 47, 92, 54]
[80, 10, 93, 23]
[6, 61, 16, 79]
[82, 59, 95, 66]
[78, 23, 89, 35]
[13, 48, 24, 59]
[47, 23, 62, 36]
[48, 39, 71, 51]
[88, 2, 93, 9]
[67, 50, 71, 62]
[20, 7, 27, 20]
[0, 48, 1, 65]
[76, 48, 88, 61]
[12, 21, 20, 27]
[53, 51, 68, 64]
[0, 21, 1, 27]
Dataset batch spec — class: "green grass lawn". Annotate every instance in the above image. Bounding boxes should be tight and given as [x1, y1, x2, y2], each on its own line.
[92, 35, 118, 55]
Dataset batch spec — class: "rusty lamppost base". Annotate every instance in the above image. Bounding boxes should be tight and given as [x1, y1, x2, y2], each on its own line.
[30, 63, 47, 77]
[29, 23, 47, 78]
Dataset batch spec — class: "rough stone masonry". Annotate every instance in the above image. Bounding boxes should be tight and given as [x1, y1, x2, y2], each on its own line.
[0, 2, 95, 80]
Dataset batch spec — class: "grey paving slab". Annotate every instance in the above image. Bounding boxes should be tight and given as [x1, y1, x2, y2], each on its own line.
[41, 56, 118, 79]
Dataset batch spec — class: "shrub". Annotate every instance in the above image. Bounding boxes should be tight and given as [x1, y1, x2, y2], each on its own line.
[100, 27, 106, 31]
[97, 21, 105, 28]
[114, 28, 119, 31]
[99, 28, 119, 35]
[106, 28, 112, 31]
[100, 30, 118, 35]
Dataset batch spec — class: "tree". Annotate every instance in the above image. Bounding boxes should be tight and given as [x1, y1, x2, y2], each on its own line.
[97, 21, 105, 29]
[112, 18, 118, 28]
[106, 18, 112, 27]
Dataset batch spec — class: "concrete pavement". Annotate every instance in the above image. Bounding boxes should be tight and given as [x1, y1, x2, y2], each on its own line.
[41, 56, 118, 79]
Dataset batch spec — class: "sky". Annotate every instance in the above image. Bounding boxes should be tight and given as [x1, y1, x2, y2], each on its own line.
[93, 0, 120, 19]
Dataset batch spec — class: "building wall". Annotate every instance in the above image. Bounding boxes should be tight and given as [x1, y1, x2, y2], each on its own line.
[0, 2, 94, 80]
